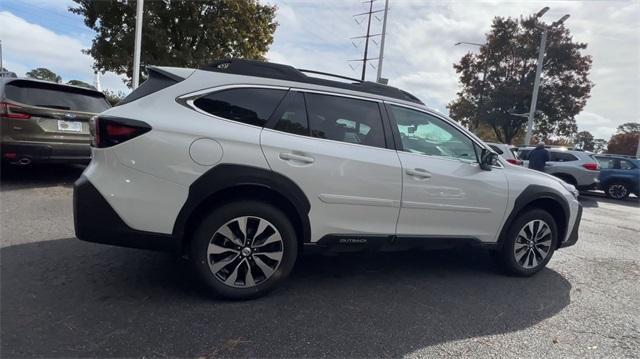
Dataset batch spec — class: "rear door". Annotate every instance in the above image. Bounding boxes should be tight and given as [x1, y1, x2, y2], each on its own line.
[260, 90, 402, 242]
[2, 80, 110, 143]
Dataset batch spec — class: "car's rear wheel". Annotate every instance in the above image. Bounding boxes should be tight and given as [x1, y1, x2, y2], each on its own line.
[604, 182, 630, 200]
[497, 209, 558, 276]
[190, 201, 298, 299]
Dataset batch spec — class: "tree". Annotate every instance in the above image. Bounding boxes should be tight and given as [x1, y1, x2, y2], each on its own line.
[607, 122, 639, 156]
[616, 122, 640, 134]
[26, 68, 62, 83]
[103, 90, 127, 106]
[448, 15, 592, 144]
[592, 138, 607, 154]
[575, 130, 595, 151]
[67, 80, 96, 89]
[70, 0, 278, 87]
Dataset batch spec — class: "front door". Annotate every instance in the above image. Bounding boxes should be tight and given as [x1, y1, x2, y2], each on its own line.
[386, 104, 508, 243]
[261, 91, 403, 242]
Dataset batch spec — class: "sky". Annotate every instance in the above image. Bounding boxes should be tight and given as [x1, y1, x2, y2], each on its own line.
[1, 0, 638, 141]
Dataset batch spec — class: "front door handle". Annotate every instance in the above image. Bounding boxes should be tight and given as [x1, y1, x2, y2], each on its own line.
[279, 152, 315, 164]
[406, 168, 432, 178]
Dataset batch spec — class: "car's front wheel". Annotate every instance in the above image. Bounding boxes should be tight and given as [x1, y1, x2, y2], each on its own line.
[497, 209, 558, 276]
[190, 200, 298, 299]
[604, 182, 630, 200]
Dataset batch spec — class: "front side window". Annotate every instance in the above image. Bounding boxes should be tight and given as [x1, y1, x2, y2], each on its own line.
[389, 105, 477, 162]
[305, 93, 386, 148]
[620, 160, 635, 170]
[193, 88, 286, 127]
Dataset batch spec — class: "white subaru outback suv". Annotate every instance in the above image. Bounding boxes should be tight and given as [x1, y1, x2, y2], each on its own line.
[74, 59, 582, 299]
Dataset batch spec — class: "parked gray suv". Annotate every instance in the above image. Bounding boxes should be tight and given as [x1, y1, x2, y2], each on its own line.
[518, 147, 600, 190]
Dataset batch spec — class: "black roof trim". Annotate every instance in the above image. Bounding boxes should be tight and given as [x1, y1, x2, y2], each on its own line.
[200, 59, 423, 105]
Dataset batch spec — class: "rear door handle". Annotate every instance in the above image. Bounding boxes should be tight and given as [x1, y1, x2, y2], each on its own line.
[406, 168, 431, 178]
[279, 152, 315, 164]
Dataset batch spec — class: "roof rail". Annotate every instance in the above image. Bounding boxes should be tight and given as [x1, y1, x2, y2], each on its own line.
[200, 59, 424, 105]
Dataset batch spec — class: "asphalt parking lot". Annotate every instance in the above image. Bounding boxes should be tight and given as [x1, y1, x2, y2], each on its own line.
[1, 164, 638, 358]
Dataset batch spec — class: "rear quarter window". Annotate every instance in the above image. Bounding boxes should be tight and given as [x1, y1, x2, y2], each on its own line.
[518, 150, 530, 160]
[193, 88, 287, 127]
[4, 80, 110, 113]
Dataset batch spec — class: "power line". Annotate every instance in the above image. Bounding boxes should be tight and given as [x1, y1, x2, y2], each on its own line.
[350, 0, 384, 81]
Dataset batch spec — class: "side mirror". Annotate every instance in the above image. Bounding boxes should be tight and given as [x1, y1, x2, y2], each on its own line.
[480, 148, 497, 171]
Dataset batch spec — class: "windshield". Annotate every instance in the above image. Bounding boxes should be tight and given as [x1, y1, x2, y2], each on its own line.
[5, 80, 110, 113]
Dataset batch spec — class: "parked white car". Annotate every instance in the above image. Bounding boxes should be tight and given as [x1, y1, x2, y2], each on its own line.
[487, 142, 523, 165]
[74, 60, 582, 299]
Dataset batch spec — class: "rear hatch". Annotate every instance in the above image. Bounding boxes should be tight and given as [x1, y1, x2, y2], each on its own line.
[1, 79, 111, 144]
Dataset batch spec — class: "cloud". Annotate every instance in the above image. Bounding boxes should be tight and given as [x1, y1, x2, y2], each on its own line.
[268, 0, 640, 141]
[0, 11, 128, 92]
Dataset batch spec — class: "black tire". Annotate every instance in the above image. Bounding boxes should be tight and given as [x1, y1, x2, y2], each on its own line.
[190, 200, 298, 299]
[496, 208, 558, 276]
[604, 182, 630, 200]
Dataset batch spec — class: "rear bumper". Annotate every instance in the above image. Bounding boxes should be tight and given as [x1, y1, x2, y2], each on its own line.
[559, 204, 582, 248]
[73, 175, 179, 252]
[1, 140, 91, 164]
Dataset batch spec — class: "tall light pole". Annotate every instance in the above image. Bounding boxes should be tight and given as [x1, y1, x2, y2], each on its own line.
[455, 41, 489, 133]
[132, 0, 144, 89]
[524, 7, 569, 145]
[376, 0, 389, 83]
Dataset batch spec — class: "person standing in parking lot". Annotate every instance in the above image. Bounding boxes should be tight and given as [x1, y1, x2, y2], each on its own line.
[528, 142, 550, 171]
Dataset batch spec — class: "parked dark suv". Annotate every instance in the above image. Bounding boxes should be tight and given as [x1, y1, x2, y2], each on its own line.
[1, 78, 111, 165]
[594, 154, 640, 199]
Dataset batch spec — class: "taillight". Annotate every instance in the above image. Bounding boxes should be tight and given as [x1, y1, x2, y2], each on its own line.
[0, 102, 31, 120]
[91, 116, 151, 148]
[582, 163, 599, 171]
[506, 159, 523, 166]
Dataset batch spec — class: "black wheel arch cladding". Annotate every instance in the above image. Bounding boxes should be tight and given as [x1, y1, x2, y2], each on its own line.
[498, 184, 570, 249]
[172, 164, 311, 247]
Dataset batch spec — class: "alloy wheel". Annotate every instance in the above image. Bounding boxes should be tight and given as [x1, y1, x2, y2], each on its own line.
[608, 184, 628, 199]
[513, 219, 553, 269]
[207, 216, 284, 288]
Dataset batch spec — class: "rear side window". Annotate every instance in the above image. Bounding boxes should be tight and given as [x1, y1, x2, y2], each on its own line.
[550, 152, 578, 162]
[194, 88, 286, 127]
[510, 148, 520, 160]
[273, 92, 308, 136]
[306, 93, 386, 148]
[4, 80, 110, 113]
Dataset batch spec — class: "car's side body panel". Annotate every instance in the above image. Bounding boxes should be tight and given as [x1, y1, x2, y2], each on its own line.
[77, 65, 581, 255]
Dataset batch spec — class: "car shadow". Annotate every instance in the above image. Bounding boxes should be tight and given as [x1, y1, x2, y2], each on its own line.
[1, 239, 571, 358]
[0, 163, 85, 192]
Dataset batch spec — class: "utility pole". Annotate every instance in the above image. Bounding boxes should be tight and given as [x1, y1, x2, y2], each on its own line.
[376, 0, 389, 83]
[524, 8, 570, 145]
[360, 0, 374, 81]
[350, 0, 383, 81]
[132, 0, 144, 89]
[524, 29, 547, 146]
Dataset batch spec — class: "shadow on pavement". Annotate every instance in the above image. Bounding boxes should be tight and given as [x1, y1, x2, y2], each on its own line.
[1, 238, 571, 358]
[0, 163, 85, 192]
